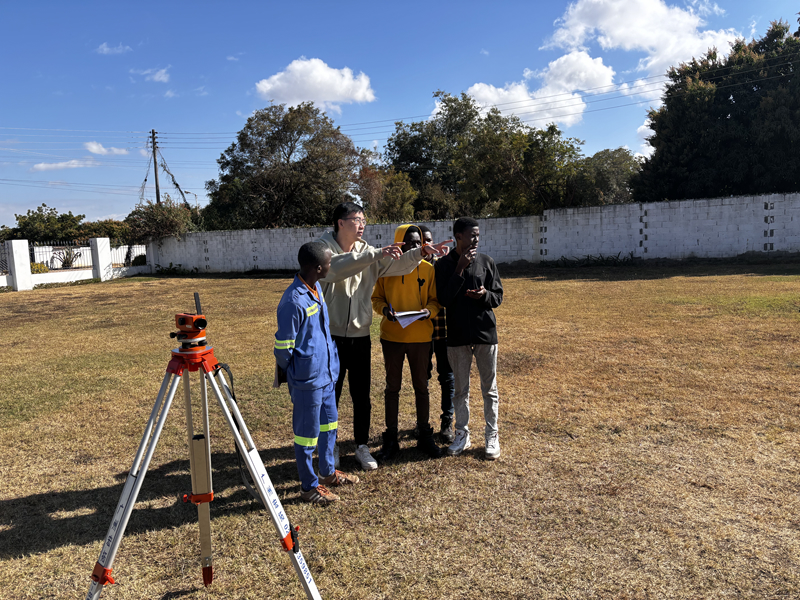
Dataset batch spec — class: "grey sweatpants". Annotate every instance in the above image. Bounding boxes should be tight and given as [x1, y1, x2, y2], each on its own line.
[447, 344, 499, 439]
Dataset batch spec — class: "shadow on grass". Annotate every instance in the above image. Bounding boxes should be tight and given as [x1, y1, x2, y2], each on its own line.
[499, 257, 800, 283]
[0, 446, 303, 560]
[160, 590, 197, 600]
[128, 257, 800, 285]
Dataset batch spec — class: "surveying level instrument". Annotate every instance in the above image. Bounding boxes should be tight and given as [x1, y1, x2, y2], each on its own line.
[86, 293, 322, 600]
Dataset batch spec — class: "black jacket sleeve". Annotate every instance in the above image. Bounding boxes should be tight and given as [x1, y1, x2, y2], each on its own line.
[481, 256, 503, 309]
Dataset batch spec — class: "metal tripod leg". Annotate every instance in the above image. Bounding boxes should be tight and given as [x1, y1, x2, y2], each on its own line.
[86, 372, 183, 600]
[182, 371, 215, 586]
[206, 367, 323, 600]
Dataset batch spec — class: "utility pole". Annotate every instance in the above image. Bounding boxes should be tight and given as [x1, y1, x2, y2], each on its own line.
[151, 129, 161, 204]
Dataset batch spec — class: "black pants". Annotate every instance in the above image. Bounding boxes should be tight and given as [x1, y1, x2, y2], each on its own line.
[381, 339, 431, 432]
[428, 337, 455, 425]
[332, 335, 372, 446]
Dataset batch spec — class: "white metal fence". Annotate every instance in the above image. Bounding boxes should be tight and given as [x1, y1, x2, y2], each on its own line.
[30, 242, 93, 270]
[0, 243, 7, 274]
[110, 244, 146, 266]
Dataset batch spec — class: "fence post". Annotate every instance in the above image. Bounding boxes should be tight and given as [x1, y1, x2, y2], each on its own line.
[7, 240, 33, 291]
[146, 240, 160, 272]
[91, 238, 113, 281]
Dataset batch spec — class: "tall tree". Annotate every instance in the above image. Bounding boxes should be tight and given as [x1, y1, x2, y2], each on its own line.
[0, 204, 85, 242]
[384, 91, 481, 219]
[633, 18, 800, 202]
[125, 194, 197, 243]
[572, 147, 642, 206]
[204, 102, 361, 229]
[454, 114, 586, 216]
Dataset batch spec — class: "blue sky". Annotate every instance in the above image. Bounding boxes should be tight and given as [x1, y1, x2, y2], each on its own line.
[1, 0, 796, 229]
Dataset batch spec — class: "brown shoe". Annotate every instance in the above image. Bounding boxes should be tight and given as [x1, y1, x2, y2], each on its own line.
[300, 485, 340, 504]
[319, 470, 360, 486]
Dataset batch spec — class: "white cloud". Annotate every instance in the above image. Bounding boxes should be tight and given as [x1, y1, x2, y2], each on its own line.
[255, 57, 376, 114]
[95, 42, 132, 55]
[165, 90, 177, 98]
[130, 66, 171, 83]
[545, 0, 740, 76]
[636, 120, 655, 158]
[84, 142, 128, 155]
[139, 149, 149, 157]
[688, 0, 725, 17]
[227, 56, 239, 61]
[480, 49, 489, 56]
[194, 86, 208, 97]
[467, 51, 616, 127]
[30, 158, 99, 172]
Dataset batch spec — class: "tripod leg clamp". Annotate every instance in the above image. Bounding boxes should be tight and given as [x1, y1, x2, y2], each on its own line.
[280, 524, 300, 553]
[183, 491, 214, 505]
[90, 562, 115, 586]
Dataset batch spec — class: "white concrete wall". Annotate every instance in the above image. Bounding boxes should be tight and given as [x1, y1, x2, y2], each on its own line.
[542, 193, 799, 261]
[147, 216, 540, 273]
[115, 192, 800, 275]
[32, 269, 95, 285]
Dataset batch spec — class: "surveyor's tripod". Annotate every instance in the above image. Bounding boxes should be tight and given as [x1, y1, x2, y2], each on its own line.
[86, 294, 321, 600]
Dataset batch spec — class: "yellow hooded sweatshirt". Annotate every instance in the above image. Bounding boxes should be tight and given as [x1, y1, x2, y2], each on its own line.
[371, 224, 441, 343]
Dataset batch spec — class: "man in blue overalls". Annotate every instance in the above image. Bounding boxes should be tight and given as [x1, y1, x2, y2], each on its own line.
[275, 241, 360, 503]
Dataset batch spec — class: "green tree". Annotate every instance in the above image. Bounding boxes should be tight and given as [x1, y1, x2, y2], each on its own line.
[454, 115, 586, 216]
[385, 91, 481, 219]
[633, 18, 800, 201]
[388, 93, 590, 217]
[572, 147, 642, 206]
[125, 194, 197, 243]
[0, 204, 85, 242]
[204, 102, 361, 229]
[78, 219, 131, 243]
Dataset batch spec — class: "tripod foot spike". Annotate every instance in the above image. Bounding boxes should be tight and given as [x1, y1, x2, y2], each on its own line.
[202, 566, 213, 587]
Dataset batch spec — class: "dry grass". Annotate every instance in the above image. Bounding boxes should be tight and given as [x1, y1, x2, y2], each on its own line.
[1, 262, 800, 599]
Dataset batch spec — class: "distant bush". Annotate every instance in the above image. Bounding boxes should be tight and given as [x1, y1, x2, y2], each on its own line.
[30, 262, 49, 274]
[131, 254, 147, 267]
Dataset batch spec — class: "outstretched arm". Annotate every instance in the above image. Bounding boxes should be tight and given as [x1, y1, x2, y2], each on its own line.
[321, 243, 404, 283]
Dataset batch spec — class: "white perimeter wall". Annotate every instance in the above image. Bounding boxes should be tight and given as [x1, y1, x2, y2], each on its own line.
[147, 193, 799, 273]
[147, 217, 540, 273]
[543, 193, 799, 261]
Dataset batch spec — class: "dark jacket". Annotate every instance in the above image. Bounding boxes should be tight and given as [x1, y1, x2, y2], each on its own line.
[434, 249, 503, 346]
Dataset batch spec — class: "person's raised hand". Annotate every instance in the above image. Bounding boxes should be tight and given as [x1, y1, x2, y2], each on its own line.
[422, 239, 454, 257]
[381, 242, 404, 260]
[457, 246, 477, 272]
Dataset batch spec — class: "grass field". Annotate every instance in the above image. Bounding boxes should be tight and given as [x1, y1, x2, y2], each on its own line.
[2, 261, 800, 599]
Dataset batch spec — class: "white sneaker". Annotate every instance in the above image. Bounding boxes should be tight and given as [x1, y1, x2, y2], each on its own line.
[333, 443, 340, 469]
[447, 429, 471, 456]
[354, 444, 378, 471]
[485, 431, 500, 460]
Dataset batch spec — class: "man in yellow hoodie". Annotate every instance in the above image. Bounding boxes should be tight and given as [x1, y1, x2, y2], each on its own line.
[371, 224, 443, 459]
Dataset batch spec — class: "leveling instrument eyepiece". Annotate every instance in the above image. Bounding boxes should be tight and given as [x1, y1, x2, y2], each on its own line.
[85, 293, 322, 600]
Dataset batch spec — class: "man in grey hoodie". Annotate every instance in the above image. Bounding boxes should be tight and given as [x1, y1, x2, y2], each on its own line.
[318, 202, 451, 470]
